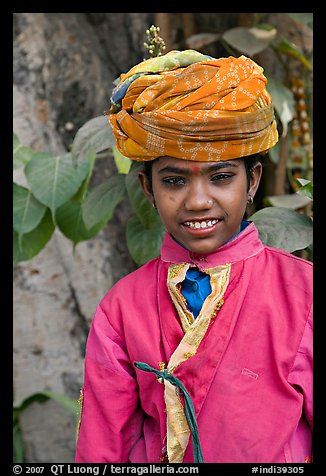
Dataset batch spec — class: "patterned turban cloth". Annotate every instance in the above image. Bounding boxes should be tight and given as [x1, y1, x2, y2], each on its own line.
[108, 50, 279, 162]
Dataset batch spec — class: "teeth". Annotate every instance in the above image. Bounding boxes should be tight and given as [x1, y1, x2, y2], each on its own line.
[184, 219, 218, 229]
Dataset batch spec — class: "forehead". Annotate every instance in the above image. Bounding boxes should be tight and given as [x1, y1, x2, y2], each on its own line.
[153, 156, 243, 173]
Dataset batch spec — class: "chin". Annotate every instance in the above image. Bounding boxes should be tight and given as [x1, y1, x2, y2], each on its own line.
[187, 239, 223, 255]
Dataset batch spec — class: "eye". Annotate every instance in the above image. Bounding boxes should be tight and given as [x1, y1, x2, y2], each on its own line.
[211, 173, 233, 182]
[162, 177, 186, 186]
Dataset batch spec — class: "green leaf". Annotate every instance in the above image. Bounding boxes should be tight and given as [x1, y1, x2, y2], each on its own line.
[13, 183, 47, 234]
[25, 153, 90, 213]
[13, 209, 55, 264]
[56, 200, 107, 246]
[126, 215, 165, 266]
[125, 163, 161, 229]
[296, 179, 313, 200]
[268, 140, 280, 165]
[13, 423, 25, 463]
[13, 391, 79, 420]
[222, 26, 276, 56]
[13, 133, 34, 170]
[287, 13, 313, 29]
[71, 150, 97, 203]
[265, 75, 295, 135]
[82, 173, 127, 229]
[41, 391, 80, 416]
[113, 146, 132, 174]
[71, 115, 116, 166]
[13, 393, 50, 422]
[275, 38, 312, 70]
[264, 193, 312, 209]
[249, 206, 313, 253]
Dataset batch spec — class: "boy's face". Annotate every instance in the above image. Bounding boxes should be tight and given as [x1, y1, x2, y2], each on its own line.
[139, 156, 262, 255]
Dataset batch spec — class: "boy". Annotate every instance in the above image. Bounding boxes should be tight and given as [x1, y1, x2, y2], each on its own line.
[75, 51, 312, 464]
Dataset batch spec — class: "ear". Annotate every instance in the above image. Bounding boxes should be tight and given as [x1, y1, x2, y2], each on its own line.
[138, 171, 155, 204]
[248, 162, 263, 199]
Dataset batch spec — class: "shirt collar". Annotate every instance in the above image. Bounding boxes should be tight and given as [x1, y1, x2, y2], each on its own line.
[160, 222, 264, 270]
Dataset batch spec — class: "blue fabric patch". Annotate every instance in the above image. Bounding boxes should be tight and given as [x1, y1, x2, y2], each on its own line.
[110, 72, 149, 107]
[181, 268, 211, 318]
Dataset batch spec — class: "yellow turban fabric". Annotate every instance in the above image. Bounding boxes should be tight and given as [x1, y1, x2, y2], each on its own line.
[108, 50, 278, 162]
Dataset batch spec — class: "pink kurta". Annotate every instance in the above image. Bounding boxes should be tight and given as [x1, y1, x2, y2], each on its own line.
[75, 223, 313, 463]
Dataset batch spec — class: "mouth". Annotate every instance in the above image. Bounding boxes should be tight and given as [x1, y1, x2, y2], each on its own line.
[183, 218, 220, 229]
[181, 218, 222, 235]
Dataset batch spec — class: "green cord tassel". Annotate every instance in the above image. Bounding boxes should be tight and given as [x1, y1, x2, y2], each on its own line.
[134, 361, 204, 463]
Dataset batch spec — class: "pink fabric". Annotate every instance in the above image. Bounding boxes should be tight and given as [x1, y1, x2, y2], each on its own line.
[75, 223, 313, 463]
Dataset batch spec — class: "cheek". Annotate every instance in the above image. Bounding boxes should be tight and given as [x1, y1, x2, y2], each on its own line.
[153, 181, 179, 205]
[154, 191, 177, 217]
[217, 185, 247, 213]
[235, 194, 248, 212]
[155, 193, 183, 225]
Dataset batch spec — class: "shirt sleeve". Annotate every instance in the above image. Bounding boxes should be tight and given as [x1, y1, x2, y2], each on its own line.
[288, 304, 313, 429]
[75, 304, 144, 463]
[286, 304, 313, 462]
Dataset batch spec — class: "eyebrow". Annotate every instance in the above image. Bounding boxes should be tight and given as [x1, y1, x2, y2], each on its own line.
[157, 161, 239, 175]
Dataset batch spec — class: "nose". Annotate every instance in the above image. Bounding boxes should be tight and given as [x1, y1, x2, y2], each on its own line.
[184, 179, 214, 211]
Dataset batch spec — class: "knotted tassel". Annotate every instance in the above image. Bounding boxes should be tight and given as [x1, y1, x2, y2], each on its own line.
[134, 361, 204, 463]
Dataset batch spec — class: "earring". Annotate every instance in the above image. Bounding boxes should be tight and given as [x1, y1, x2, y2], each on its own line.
[247, 195, 254, 205]
[152, 201, 157, 209]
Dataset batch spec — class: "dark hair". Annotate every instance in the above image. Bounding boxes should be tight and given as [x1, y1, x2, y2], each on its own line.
[243, 154, 261, 191]
[142, 154, 262, 192]
[142, 160, 154, 189]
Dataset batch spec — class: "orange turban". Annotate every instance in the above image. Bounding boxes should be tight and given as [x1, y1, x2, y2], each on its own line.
[108, 50, 278, 162]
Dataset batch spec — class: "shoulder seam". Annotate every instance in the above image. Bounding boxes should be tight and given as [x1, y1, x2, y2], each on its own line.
[264, 245, 313, 267]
